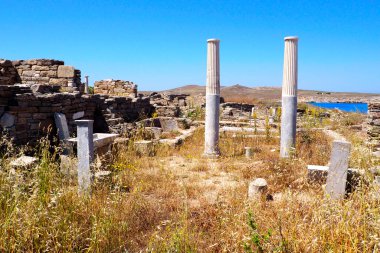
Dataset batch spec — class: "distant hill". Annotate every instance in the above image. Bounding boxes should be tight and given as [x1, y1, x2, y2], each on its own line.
[142, 84, 380, 104]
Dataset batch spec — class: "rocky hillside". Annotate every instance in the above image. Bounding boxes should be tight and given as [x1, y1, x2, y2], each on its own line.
[148, 84, 380, 104]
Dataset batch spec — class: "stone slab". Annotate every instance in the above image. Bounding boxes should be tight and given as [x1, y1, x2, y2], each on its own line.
[0, 113, 15, 128]
[54, 113, 70, 140]
[72, 111, 85, 120]
[159, 118, 179, 132]
[325, 141, 351, 199]
[10, 156, 38, 168]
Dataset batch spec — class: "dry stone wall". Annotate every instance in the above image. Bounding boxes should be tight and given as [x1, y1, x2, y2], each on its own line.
[0, 58, 155, 144]
[149, 93, 203, 117]
[94, 79, 137, 97]
[0, 59, 82, 91]
[368, 102, 380, 153]
[0, 86, 152, 144]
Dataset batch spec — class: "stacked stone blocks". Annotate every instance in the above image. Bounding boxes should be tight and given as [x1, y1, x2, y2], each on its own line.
[94, 79, 137, 97]
[0, 59, 81, 90]
[368, 103, 380, 153]
[0, 85, 152, 144]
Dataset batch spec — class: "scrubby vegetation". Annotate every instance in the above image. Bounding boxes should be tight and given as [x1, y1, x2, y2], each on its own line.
[0, 106, 379, 252]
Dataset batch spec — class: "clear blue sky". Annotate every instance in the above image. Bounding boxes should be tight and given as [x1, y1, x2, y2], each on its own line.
[1, 0, 379, 93]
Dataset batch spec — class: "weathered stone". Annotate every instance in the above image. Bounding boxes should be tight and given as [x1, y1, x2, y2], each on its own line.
[57, 65, 75, 78]
[32, 65, 49, 71]
[134, 140, 154, 156]
[73, 111, 85, 120]
[248, 178, 268, 199]
[94, 170, 112, 181]
[49, 78, 67, 86]
[0, 113, 15, 128]
[94, 79, 137, 97]
[245, 147, 253, 158]
[307, 165, 328, 183]
[145, 127, 162, 139]
[54, 113, 70, 140]
[159, 118, 179, 132]
[325, 141, 351, 199]
[22, 70, 35, 77]
[10, 156, 38, 168]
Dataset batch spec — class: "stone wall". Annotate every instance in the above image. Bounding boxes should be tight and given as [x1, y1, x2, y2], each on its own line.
[94, 79, 137, 97]
[0, 58, 155, 144]
[0, 86, 152, 144]
[0, 59, 82, 91]
[220, 102, 254, 120]
[368, 102, 380, 154]
[149, 93, 206, 117]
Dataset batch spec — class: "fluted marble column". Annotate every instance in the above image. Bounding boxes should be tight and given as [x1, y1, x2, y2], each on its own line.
[204, 39, 220, 158]
[280, 36, 298, 158]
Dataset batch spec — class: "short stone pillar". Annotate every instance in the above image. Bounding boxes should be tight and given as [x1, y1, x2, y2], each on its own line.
[325, 140, 351, 200]
[280, 36, 298, 158]
[76, 120, 94, 194]
[245, 147, 253, 158]
[204, 39, 221, 158]
[248, 178, 268, 199]
[84, 76, 89, 94]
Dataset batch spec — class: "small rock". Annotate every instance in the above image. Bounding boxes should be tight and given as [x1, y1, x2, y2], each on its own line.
[10, 156, 38, 168]
[0, 113, 15, 128]
[369, 166, 380, 176]
[72, 111, 85, 120]
[94, 170, 112, 181]
[374, 176, 380, 185]
[134, 140, 155, 156]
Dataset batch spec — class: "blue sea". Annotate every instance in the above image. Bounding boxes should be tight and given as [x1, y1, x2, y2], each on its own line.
[308, 102, 368, 114]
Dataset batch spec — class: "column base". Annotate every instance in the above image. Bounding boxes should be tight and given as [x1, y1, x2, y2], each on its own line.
[202, 152, 220, 159]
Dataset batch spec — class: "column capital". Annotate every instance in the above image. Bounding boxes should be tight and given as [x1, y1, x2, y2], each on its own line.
[207, 38, 220, 43]
[284, 36, 298, 41]
[75, 120, 94, 126]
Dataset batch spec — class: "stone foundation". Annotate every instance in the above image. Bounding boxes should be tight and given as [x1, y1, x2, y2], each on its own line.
[0, 85, 152, 144]
[149, 93, 206, 117]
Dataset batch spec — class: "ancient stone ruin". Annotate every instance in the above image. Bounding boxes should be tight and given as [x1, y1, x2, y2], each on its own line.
[0, 59, 152, 144]
[0, 59, 81, 91]
[94, 79, 137, 97]
[367, 102, 380, 156]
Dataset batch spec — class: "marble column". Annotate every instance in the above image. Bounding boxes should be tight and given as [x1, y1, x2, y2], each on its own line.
[76, 120, 94, 194]
[204, 39, 220, 158]
[84, 76, 89, 94]
[280, 36, 298, 158]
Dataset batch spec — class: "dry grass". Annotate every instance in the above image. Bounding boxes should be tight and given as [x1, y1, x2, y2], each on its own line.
[0, 108, 379, 252]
